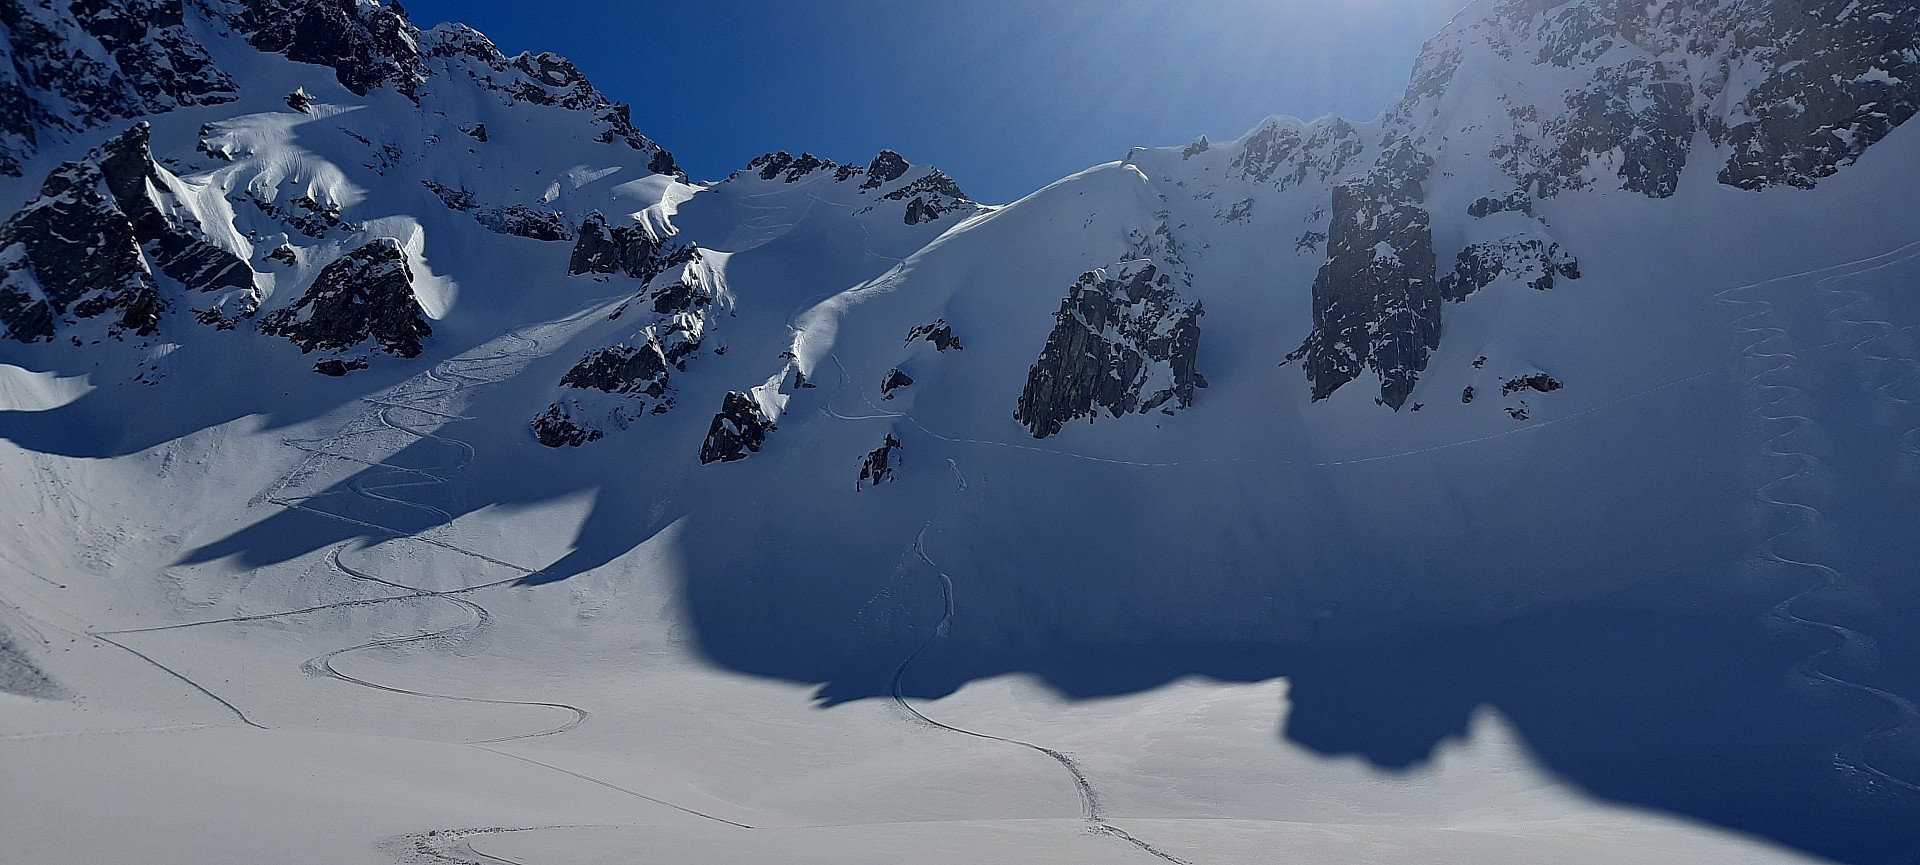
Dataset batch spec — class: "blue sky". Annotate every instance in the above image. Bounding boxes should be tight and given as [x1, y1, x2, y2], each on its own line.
[401, 0, 1474, 203]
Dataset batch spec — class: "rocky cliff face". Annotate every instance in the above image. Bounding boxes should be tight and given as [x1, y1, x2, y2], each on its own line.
[1280, 0, 1920, 410]
[0, 122, 257, 343]
[259, 239, 429, 363]
[1287, 142, 1440, 410]
[1016, 243, 1206, 438]
[0, 0, 235, 176]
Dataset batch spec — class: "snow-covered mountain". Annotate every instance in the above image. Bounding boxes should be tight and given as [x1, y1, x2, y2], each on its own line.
[4, 1, 1920, 863]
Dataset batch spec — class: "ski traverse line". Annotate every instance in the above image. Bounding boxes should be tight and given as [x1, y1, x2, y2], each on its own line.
[889, 513, 1190, 861]
[95, 323, 566, 735]
[1717, 241, 1920, 798]
[469, 746, 757, 829]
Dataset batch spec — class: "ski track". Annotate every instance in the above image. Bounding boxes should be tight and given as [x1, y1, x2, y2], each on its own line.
[888, 512, 1191, 862]
[84, 315, 755, 857]
[1717, 239, 1920, 799]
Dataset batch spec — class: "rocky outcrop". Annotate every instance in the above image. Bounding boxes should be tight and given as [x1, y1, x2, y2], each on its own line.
[861, 150, 911, 189]
[1287, 142, 1439, 410]
[1716, 0, 1920, 190]
[1226, 117, 1364, 191]
[231, 0, 425, 97]
[906, 320, 963, 352]
[422, 181, 573, 241]
[567, 212, 678, 279]
[878, 168, 973, 225]
[260, 239, 430, 359]
[1501, 372, 1564, 396]
[532, 341, 674, 448]
[559, 341, 671, 398]
[699, 392, 774, 464]
[880, 368, 914, 399]
[0, 123, 258, 341]
[0, 0, 235, 175]
[97, 125, 254, 296]
[1016, 258, 1205, 439]
[1438, 234, 1580, 301]
[857, 434, 903, 490]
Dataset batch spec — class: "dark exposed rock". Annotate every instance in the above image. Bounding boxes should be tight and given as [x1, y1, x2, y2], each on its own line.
[1182, 136, 1211, 159]
[559, 341, 670, 398]
[97, 125, 254, 294]
[531, 405, 604, 448]
[1462, 385, 1476, 404]
[750, 151, 836, 183]
[233, 0, 426, 98]
[699, 391, 774, 464]
[260, 239, 430, 358]
[861, 150, 910, 189]
[465, 122, 488, 142]
[266, 244, 299, 266]
[313, 356, 366, 376]
[879, 169, 973, 225]
[0, 246, 55, 343]
[253, 193, 354, 239]
[1295, 231, 1327, 254]
[1287, 141, 1440, 410]
[568, 211, 669, 278]
[906, 320, 963, 352]
[1016, 259, 1205, 439]
[1229, 118, 1364, 190]
[425, 181, 573, 241]
[649, 270, 709, 316]
[1438, 235, 1580, 301]
[1501, 372, 1565, 396]
[1717, 0, 1920, 190]
[0, 0, 236, 174]
[1468, 192, 1532, 218]
[0, 128, 167, 340]
[857, 434, 903, 490]
[880, 368, 914, 399]
[285, 87, 313, 112]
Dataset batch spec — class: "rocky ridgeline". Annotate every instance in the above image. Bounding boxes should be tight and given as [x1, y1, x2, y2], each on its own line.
[0, 123, 256, 343]
[741, 149, 981, 226]
[1016, 239, 1206, 439]
[259, 239, 430, 365]
[1219, 117, 1365, 191]
[0, 0, 235, 176]
[2, 0, 680, 179]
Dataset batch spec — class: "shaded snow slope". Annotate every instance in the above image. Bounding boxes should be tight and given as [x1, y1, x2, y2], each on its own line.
[3, 1, 1920, 864]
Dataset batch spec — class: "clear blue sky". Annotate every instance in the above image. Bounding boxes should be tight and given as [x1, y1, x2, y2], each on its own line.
[401, 0, 1474, 203]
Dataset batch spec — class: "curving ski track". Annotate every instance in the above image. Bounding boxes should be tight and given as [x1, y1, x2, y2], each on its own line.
[1717, 240, 1920, 799]
[92, 318, 756, 860]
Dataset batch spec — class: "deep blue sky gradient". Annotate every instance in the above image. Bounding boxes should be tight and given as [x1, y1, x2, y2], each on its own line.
[401, 0, 1474, 202]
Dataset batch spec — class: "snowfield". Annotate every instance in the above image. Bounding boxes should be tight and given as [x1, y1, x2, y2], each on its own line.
[4, 0, 1920, 862]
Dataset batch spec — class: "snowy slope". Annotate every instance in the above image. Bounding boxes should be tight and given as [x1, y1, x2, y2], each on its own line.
[3, 0, 1920, 863]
